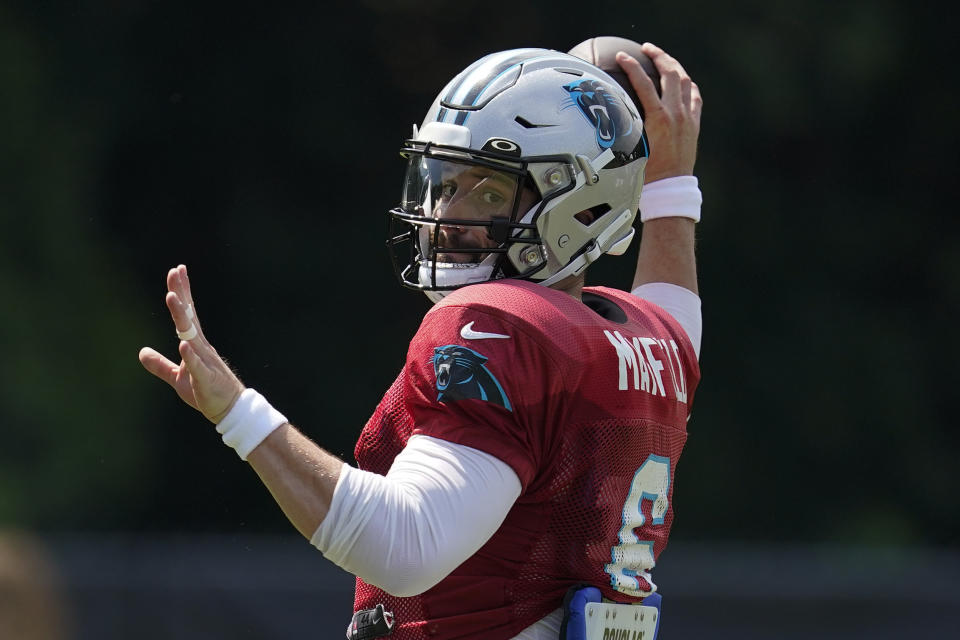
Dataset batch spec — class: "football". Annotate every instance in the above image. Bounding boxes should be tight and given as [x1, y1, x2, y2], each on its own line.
[567, 36, 661, 119]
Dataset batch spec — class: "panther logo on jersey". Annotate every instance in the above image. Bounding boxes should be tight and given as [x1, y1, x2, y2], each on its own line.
[562, 78, 635, 150]
[431, 345, 512, 411]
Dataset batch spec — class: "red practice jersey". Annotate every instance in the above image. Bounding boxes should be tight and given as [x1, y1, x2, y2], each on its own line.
[353, 280, 700, 639]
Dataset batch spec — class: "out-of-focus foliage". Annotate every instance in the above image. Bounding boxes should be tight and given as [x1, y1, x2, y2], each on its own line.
[0, 6, 157, 528]
[1, 0, 956, 544]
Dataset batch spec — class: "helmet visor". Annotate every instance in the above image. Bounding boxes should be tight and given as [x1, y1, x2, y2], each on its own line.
[401, 156, 525, 264]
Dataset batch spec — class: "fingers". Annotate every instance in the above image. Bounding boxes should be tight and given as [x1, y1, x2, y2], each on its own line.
[690, 81, 703, 124]
[162, 265, 232, 372]
[166, 265, 194, 307]
[139, 347, 180, 387]
[641, 42, 688, 79]
[616, 51, 660, 118]
[178, 339, 210, 376]
[166, 292, 227, 374]
[641, 42, 694, 111]
[146, 264, 243, 421]
[630, 43, 702, 182]
[165, 290, 194, 336]
[165, 289, 206, 347]
[166, 264, 207, 344]
[177, 264, 197, 309]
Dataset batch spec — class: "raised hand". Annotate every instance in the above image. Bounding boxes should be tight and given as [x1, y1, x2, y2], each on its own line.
[617, 42, 702, 183]
[139, 264, 244, 423]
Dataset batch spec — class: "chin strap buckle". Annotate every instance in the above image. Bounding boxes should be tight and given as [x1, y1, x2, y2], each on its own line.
[588, 209, 634, 263]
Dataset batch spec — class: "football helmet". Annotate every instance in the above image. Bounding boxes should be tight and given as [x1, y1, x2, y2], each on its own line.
[387, 48, 648, 301]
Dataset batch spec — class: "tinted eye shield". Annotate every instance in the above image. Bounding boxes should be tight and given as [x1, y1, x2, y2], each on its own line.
[397, 140, 579, 201]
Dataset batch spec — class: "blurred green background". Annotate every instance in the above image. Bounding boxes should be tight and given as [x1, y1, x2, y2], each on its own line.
[1, 0, 956, 552]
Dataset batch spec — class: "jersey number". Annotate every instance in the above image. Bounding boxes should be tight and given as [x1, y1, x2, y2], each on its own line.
[603, 454, 670, 597]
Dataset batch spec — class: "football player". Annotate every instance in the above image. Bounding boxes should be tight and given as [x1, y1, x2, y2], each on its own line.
[139, 41, 702, 640]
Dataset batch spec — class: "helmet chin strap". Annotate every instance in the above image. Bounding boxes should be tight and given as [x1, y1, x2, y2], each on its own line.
[539, 209, 634, 288]
[418, 261, 495, 302]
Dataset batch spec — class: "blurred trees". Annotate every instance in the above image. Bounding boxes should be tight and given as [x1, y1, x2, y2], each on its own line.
[1, 1, 956, 544]
[0, 5, 157, 528]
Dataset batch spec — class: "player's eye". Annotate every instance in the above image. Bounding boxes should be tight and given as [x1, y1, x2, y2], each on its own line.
[440, 182, 457, 199]
[479, 190, 506, 205]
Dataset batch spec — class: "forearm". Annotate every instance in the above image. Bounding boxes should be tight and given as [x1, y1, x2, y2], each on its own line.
[246, 423, 343, 539]
[614, 43, 702, 294]
[633, 217, 697, 293]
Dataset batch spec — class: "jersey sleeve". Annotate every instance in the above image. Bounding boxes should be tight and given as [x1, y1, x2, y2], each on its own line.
[403, 304, 566, 491]
[630, 282, 702, 358]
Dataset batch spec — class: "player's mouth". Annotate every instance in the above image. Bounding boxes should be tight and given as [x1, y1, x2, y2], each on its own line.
[435, 252, 484, 264]
[435, 238, 493, 264]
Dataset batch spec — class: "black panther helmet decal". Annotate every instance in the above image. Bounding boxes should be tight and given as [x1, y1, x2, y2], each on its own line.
[431, 345, 512, 411]
[563, 78, 636, 150]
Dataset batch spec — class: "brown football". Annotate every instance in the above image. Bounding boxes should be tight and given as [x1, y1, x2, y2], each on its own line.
[567, 36, 660, 119]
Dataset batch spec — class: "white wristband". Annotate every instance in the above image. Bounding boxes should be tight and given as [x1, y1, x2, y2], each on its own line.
[639, 175, 702, 222]
[215, 388, 288, 460]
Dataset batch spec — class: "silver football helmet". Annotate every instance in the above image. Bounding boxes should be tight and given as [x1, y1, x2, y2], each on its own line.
[387, 48, 648, 301]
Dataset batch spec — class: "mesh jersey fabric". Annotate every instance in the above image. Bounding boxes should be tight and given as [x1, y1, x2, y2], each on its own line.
[352, 280, 700, 639]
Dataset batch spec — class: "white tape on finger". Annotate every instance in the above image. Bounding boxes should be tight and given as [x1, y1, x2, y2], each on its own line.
[177, 323, 198, 341]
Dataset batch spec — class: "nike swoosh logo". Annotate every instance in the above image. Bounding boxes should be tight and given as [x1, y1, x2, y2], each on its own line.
[460, 321, 510, 340]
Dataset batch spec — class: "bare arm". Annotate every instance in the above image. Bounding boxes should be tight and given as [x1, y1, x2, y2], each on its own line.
[246, 423, 342, 538]
[633, 217, 697, 293]
[138, 265, 340, 537]
[139, 277, 521, 596]
[617, 43, 703, 293]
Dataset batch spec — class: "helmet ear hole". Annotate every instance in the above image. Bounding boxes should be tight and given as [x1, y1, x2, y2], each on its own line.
[575, 204, 611, 227]
[574, 210, 594, 226]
